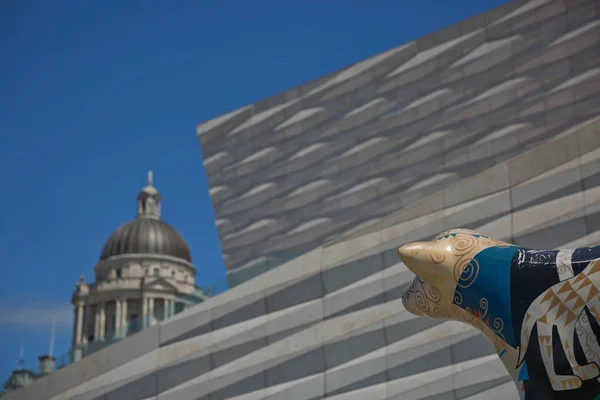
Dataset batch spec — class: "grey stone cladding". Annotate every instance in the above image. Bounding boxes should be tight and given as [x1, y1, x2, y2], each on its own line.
[197, 0, 600, 284]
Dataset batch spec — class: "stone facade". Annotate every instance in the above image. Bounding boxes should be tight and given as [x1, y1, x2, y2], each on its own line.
[70, 173, 201, 359]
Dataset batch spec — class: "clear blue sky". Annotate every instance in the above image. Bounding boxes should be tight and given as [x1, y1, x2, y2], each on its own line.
[0, 0, 506, 384]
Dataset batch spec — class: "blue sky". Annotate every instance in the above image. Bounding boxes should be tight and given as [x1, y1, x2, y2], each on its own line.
[0, 0, 506, 384]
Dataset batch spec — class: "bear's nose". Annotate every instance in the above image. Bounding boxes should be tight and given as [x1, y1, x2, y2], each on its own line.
[397, 244, 410, 259]
[397, 242, 426, 262]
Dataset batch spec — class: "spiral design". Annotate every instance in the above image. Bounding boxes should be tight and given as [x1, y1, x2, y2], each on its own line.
[452, 291, 463, 305]
[479, 298, 488, 313]
[557, 265, 566, 274]
[414, 290, 430, 313]
[451, 235, 477, 256]
[450, 304, 465, 320]
[432, 305, 450, 319]
[582, 327, 600, 357]
[403, 275, 456, 320]
[456, 258, 480, 288]
[428, 285, 441, 303]
[429, 247, 446, 264]
[496, 331, 506, 343]
[493, 317, 504, 332]
[585, 350, 598, 361]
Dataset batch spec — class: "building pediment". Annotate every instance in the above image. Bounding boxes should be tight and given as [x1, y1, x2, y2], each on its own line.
[142, 277, 178, 292]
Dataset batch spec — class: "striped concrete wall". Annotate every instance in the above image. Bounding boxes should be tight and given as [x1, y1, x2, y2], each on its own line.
[197, 0, 600, 283]
[6, 0, 600, 399]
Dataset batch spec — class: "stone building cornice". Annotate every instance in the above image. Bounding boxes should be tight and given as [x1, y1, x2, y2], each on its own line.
[93, 253, 196, 272]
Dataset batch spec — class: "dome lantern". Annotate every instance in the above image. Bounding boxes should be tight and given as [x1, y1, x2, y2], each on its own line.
[137, 170, 161, 220]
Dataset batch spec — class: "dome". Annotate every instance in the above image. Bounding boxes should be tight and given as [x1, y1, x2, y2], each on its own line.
[100, 218, 192, 262]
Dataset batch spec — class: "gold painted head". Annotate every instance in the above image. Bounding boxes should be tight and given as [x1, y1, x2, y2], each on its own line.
[398, 228, 510, 320]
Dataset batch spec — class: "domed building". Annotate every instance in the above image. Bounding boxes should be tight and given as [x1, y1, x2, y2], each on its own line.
[71, 172, 204, 357]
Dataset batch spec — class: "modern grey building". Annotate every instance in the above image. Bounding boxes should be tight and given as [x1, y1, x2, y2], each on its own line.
[6, 0, 600, 399]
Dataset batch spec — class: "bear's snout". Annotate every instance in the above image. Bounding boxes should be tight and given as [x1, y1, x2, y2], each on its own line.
[397, 242, 426, 261]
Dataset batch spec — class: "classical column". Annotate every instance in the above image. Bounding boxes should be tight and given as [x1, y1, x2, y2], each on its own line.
[115, 300, 122, 338]
[142, 297, 148, 328]
[148, 297, 155, 326]
[121, 299, 128, 329]
[75, 302, 84, 345]
[94, 305, 101, 339]
[99, 302, 106, 340]
[82, 305, 90, 344]
[162, 299, 168, 319]
[165, 299, 172, 319]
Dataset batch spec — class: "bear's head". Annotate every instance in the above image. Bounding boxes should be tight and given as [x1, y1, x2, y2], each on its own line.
[397, 228, 510, 321]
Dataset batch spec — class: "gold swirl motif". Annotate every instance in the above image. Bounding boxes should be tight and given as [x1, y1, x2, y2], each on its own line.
[428, 285, 441, 302]
[452, 291, 463, 305]
[556, 252, 573, 276]
[479, 298, 488, 311]
[456, 258, 480, 288]
[407, 277, 454, 319]
[412, 284, 431, 314]
[478, 297, 489, 319]
[450, 303, 466, 320]
[432, 305, 451, 318]
[450, 235, 478, 257]
[429, 247, 446, 264]
[481, 237, 509, 248]
[493, 329, 507, 344]
[557, 265, 569, 275]
[576, 315, 600, 363]
[493, 317, 504, 332]
[415, 292, 429, 313]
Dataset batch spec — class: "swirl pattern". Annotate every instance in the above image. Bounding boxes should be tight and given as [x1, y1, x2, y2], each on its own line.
[452, 290, 463, 305]
[450, 235, 477, 257]
[456, 258, 480, 288]
[403, 277, 453, 319]
[576, 313, 600, 366]
[405, 229, 515, 357]
[429, 247, 446, 264]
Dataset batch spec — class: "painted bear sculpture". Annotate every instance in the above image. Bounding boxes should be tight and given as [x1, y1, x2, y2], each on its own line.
[398, 228, 600, 400]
